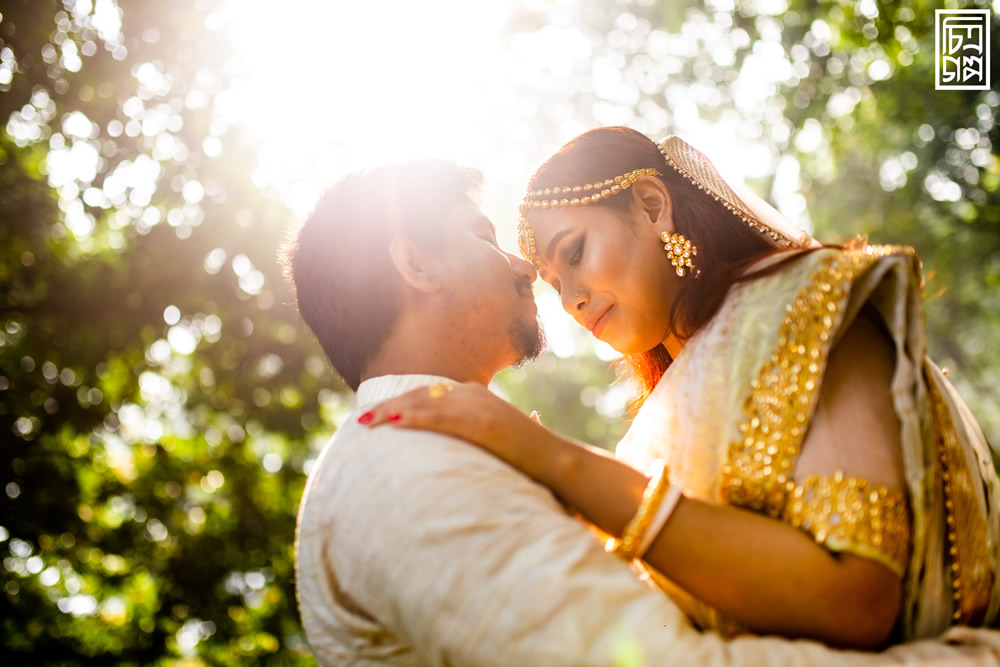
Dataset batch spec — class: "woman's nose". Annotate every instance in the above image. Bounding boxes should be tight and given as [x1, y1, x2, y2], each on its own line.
[561, 284, 587, 313]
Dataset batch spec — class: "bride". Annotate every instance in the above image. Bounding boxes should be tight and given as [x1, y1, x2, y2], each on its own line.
[359, 127, 1000, 649]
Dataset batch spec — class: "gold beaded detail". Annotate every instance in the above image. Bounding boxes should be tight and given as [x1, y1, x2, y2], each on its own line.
[522, 168, 662, 207]
[927, 366, 993, 625]
[607, 460, 670, 562]
[720, 245, 913, 519]
[784, 471, 910, 576]
[517, 168, 662, 267]
[517, 219, 538, 269]
[660, 231, 697, 277]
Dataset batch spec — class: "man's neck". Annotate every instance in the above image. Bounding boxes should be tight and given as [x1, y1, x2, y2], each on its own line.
[361, 348, 494, 388]
[360, 309, 504, 387]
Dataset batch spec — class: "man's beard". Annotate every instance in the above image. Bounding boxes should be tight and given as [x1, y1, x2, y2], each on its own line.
[507, 314, 545, 367]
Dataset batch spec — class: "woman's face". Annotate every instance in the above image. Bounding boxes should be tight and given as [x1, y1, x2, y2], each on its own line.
[530, 192, 681, 354]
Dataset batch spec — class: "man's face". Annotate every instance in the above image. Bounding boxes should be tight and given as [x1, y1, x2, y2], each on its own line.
[434, 199, 545, 369]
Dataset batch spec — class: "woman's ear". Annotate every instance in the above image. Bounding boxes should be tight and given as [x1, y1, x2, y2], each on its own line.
[388, 236, 442, 293]
[632, 177, 674, 232]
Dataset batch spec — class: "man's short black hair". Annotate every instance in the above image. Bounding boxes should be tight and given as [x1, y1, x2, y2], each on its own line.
[282, 161, 483, 391]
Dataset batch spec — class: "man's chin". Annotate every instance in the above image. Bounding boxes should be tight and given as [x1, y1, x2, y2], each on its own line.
[507, 315, 545, 368]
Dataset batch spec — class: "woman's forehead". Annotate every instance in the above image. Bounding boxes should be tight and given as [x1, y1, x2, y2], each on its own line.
[527, 208, 582, 240]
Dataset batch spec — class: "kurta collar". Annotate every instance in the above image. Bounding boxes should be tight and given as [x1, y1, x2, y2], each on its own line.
[356, 374, 458, 411]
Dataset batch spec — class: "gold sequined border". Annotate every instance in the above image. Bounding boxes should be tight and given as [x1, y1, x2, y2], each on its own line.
[721, 244, 915, 531]
[926, 366, 994, 625]
[784, 471, 910, 576]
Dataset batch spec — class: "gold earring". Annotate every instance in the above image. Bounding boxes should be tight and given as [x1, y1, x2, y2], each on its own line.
[660, 231, 697, 277]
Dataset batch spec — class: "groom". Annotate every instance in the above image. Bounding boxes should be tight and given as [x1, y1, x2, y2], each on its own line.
[284, 161, 996, 666]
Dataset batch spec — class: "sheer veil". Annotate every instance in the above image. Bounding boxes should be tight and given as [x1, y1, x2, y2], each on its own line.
[656, 135, 816, 250]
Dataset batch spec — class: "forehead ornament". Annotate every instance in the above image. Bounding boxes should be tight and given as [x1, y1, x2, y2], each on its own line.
[516, 136, 809, 267]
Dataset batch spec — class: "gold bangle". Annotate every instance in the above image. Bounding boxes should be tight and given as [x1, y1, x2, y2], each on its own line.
[613, 460, 670, 562]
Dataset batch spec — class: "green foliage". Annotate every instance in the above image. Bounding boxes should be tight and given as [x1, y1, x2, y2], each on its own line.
[1, 0, 996, 663]
[1, 0, 325, 661]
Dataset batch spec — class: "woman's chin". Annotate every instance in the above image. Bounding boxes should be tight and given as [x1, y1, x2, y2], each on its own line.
[601, 334, 644, 357]
[590, 319, 659, 355]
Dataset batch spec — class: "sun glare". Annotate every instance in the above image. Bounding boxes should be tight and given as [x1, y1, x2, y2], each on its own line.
[215, 0, 604, 358]
[215, 0, 525, 216]
[215, 0, 810, 228]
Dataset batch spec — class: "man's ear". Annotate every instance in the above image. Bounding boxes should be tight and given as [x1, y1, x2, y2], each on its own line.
[388, 235, 442, 293]
[632, 177, 674, 231]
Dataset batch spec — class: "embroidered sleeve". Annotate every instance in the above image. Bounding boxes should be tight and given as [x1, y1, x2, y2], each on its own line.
[783, 470, 910, 577]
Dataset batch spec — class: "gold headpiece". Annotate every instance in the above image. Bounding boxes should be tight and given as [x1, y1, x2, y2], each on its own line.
[517, 168, 661, 267]
[517, 136, 810, 267]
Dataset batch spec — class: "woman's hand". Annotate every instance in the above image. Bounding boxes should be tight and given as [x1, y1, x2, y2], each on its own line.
[357, 382, 559, 480]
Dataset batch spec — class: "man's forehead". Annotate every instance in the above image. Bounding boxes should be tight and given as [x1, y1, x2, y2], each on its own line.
[453, 201, 494, 232]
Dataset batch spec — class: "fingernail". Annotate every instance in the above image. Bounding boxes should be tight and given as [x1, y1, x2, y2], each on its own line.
[388, 413, 402, 422]
[357, 411, 374, 424]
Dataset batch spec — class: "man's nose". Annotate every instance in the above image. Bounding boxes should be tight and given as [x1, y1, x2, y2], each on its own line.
[508, 252, 538, 283]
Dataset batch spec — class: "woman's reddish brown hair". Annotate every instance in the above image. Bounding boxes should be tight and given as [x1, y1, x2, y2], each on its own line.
[525, 127, 817, 411]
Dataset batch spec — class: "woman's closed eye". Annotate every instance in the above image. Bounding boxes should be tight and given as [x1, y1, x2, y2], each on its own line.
[569, 237, 585, 267]
[546, 239, 585, 295]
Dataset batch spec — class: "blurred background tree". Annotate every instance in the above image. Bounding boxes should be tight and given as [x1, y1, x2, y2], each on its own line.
[1, 0, 996, 663]
[1, 0, 325, 661]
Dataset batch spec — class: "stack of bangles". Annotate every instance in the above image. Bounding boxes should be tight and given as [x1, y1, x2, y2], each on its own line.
[606, 460, 684, 562]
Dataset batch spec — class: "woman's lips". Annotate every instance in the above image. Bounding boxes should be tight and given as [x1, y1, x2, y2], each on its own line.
[590, 305, 613, 338]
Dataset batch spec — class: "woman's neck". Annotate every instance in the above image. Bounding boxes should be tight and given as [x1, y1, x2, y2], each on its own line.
[663, 330, 685, 360]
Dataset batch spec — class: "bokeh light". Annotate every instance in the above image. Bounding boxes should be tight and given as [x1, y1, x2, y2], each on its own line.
[2, 0, 998, 662]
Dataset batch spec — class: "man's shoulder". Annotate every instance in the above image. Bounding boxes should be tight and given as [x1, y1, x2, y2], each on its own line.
[297, 413, 566, 562]
[304, 416, 552, 508]
[321, 417, 511, 473]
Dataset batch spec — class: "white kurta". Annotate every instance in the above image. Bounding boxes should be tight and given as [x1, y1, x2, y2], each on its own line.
[295, 374, 1000, 666]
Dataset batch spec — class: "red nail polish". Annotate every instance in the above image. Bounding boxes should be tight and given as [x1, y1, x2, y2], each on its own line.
[357, 411, 374, 424]
[388, 413, 402, 422]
